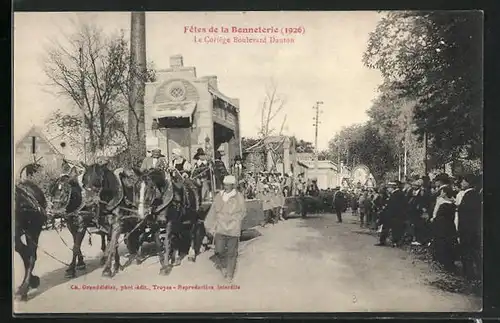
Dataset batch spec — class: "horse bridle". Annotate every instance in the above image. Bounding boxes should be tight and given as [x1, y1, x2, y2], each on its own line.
[50, 178, 72, 213]
[135, 175, 160, 204]
[81, 167, 105, 207]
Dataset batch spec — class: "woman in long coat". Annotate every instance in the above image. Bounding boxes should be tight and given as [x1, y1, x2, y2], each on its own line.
[431, 185, 458, 272]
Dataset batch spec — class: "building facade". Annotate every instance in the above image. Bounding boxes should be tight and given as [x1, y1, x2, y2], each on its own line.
[144, 55, 241, 167]
[296, 153, 340, 189]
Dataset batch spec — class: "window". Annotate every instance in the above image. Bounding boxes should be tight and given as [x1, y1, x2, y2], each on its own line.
[170, 87, 185, 99]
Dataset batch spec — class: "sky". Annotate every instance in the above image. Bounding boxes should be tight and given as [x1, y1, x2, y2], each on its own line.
[13, 11, 383, 150]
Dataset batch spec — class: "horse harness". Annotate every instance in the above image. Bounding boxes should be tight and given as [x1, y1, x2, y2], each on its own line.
[16, 184, 46, 217]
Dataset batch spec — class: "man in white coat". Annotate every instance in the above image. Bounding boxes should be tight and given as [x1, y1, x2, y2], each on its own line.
[204, 175, 246, 282]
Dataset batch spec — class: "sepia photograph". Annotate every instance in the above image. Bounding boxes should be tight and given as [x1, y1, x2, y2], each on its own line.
[13, 11, 483, 313]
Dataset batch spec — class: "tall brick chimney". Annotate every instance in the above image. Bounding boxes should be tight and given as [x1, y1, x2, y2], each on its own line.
[170, 55, 183, 67]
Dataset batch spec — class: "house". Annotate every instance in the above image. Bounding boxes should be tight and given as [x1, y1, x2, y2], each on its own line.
[296, 153, 340, 190]
[14, 126, 65, 178]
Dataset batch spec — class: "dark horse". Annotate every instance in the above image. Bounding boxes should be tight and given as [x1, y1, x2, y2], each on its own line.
[117, 168, 203, 275]
[79, 162, 125, 277]
[14, 180, 48, 301]
[48, 167, 110, 278]
[126, 168, 203, 275]
[117, 168, 170, 269]
[162, 170, 204, 269]
[79, 163, 203, 277]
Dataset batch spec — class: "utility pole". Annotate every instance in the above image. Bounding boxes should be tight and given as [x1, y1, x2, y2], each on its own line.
[312, 101, 323, 172]
[78, 47, 87, 164]
[337, 144, 341, 186]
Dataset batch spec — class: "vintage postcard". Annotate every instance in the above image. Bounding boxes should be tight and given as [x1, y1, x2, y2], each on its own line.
[13, 11, 483, 314]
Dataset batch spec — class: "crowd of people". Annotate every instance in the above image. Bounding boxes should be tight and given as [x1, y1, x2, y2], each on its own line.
[59, 148, 482, 283]
[241, 172, 293, 199]
[344, 173, 482, 281]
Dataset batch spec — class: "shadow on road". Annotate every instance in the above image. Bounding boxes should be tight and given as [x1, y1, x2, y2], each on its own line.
[289, 214, 327, 219]
[427, 276, 482, 296]
[241, 228, 262, 242]
[23, 243, 133, 302]
[351, 229, 378, 236]
[25, 257, 103, 301]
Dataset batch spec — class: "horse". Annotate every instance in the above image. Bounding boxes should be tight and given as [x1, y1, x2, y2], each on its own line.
[126, 168, 202, 275]
[48, 168, 110, 278]
[170, 175, 205, 265]
[115, 168, 170, 268]
[79, 162, 125, 277]
[14, 180, 48, 301]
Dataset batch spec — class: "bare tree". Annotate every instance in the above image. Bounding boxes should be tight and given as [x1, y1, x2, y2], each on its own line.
[255, 81, 287, 171]
[258, 80, 287, 138]
[43, 21, 155, 163]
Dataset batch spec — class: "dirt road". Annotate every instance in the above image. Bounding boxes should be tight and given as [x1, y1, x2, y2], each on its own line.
[13, 212, 481, 313]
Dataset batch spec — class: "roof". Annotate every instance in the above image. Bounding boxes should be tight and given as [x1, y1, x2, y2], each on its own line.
[152, 101, 197, 119]
[208, 86, 239, 109]
[296, 152, 314, 160]
[297, 160, 308, 168]
[15, 125, 64, 158]
[297, 160, 338, 171]
[245, 136, 292, 152]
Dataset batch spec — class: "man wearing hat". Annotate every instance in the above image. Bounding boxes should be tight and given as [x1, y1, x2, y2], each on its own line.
[140, 148, 168, 172]
[376, 180, 406, 247]
[282, 173, 292, 197]
[204, 175, 246, 282]
[407, 177, 427, 245]
[214, 151, 229, 190]
[193, 147, 205, 162]
[306, 178, 320, 197]
[333, 186, 347, 223]
[191, 148, 211, 201]
[230, 155, 244, 189]
[139, 148, 170, 195]
[430, 173, 452, 223]
[456, 173, 482, 280]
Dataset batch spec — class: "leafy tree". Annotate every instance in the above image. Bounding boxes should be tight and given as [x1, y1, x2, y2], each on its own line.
[327, 123, 397, 181]
[363, 11, 482, 169]
[317, 150, 334, 161]
[291, 138, 314, 153]
[367, 89, 426, 175]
